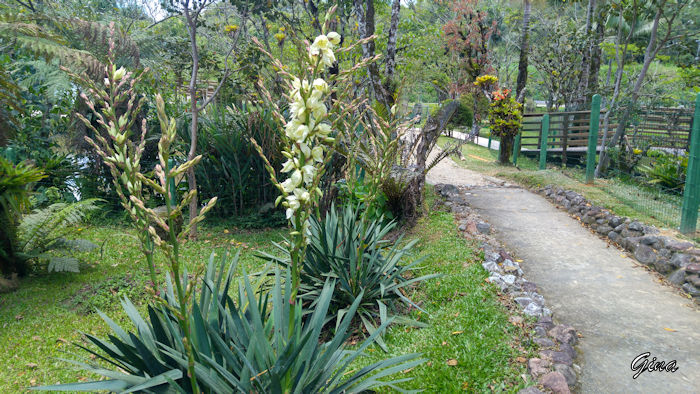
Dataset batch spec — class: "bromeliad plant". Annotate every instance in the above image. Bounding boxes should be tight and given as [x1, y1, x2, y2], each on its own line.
[487, 88, 522, 165]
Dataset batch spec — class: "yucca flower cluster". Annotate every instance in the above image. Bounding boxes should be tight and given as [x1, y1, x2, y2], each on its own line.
[277, 32, 340, 229]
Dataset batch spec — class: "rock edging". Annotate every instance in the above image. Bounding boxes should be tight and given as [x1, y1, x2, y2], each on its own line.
[435, 183, 580, 394]
[539, 185, 700, 302]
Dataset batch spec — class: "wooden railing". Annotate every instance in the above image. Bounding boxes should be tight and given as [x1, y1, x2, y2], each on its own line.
[519, 106, 694, 165]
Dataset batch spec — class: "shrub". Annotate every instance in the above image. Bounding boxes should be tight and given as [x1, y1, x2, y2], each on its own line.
[263, 205, 439, 350]
[638, 150, 687, 193]
[433, 97, 473, 133]
[179, 103, 284, 218]
[336, 177, 393, 223]
[0, 156, 45, 277]
[487, 88, 522, 164]
[16, 199, 100, 273]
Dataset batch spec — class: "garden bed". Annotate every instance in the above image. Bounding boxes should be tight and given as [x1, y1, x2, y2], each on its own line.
[1, 187, 550, 392]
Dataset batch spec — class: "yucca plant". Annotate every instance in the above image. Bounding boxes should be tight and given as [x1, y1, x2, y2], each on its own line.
[263, 204, 439, 351]
[36, 252, 423, 393]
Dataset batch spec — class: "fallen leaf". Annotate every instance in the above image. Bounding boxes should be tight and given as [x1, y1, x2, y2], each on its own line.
[402, 368, 413, 374]
[451, 331, 464, 335]
[664, 327, 677, 332]
[29, 379, 37, 386]
[447, 359, 458, 366]
[26, 363, 38, 369]
[223, 229, 229, 234]
[31, 336, 41, 341]
[15, 314, 23, 321]
[515, 357, 527, 363]
[515, 259, 523, 263]
[442, 341, 448, 346]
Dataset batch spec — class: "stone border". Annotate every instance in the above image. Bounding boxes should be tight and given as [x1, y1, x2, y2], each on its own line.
[435, 183, 580, 394]
[540, 185, 700, 302]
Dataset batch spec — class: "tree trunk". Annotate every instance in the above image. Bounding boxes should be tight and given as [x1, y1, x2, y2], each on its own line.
[354, 0, 391, 110]
[607, 7, 663, 150]
[515, 0, 531, 103]
[385, 0, 400, 83]
[574, 0, 596, 109]
[587, 6, 605, 97]
[499, 136, 514, 165]
[185, 8, 200, 240]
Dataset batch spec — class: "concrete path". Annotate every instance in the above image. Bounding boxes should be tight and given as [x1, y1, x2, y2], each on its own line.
[445, 130, 500, 150]
[426, 149, 700, 393]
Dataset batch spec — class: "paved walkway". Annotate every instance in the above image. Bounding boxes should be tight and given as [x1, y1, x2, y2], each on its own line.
[426, 149, 700, 393]
[447, 130, 500, 150]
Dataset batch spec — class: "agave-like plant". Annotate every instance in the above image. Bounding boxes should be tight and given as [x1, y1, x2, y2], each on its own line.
[36, 251, 423, 392]
[263, 204, 440, 351]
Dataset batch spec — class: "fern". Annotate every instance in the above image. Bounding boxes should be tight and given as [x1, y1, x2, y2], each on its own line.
[17, 199, 100, 272]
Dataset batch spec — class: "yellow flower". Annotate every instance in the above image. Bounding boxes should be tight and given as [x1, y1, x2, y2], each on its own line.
[274, 32, 286, 42]
[633, 148, 642, 155]
[224, 25, 239, 33]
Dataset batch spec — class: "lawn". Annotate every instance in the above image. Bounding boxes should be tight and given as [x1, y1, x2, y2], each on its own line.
[438, 136, 697, 242]
[0, 187, 536, 393]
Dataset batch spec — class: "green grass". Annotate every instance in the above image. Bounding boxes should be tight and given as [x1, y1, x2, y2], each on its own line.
[0, 224, 286, 392]
[0, 189, 536, 392]
[349, 188, 536, 392]
[438, 136, 697, 241]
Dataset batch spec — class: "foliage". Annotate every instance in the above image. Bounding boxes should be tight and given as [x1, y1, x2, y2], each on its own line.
[37, 252, 422, 393]
[443, 95, 475, 130]
[180, 103, 284, 217]
[604, 139, 650, 176]
[442, 0, 496, 97]
[263, 205, 438, 350]
[336, 177, 393, 223]
[638, 150, 687, 194]
[488, 88, 522, 139]
[0, 156, 45, 277]
[16, 199, 99, 273]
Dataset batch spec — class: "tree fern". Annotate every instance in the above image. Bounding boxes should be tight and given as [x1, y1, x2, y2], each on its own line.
[17, 199, 101, 273]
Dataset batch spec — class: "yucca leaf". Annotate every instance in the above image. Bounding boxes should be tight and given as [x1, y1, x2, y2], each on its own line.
[122, 369, 183, 393]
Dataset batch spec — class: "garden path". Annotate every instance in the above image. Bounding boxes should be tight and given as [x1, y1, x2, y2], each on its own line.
[426, 147, 700, 393]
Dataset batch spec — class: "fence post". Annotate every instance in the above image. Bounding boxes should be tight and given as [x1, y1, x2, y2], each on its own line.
[680, 93, 700, 234]
[585, 94, 602, 184]
[513, 132, 522, 166]
[539, 114, 550, 170]
[488, 133, 492, 149]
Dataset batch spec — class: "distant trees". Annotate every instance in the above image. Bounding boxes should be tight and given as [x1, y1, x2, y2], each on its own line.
[443, 0, 496, 136]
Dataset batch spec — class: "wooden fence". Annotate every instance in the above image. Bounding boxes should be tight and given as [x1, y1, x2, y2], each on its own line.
[519, 106, 695, 164]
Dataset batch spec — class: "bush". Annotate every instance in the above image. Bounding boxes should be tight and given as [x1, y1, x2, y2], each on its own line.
[263, 205, 438, 350]
[16, 199, 100, 273]
[0, 157, 45, 277]
[336, 177, 393, 223]
[638, 150, 687, 193]
[37, 253, 423, 393]
[488, 89, 522, 164]
[178, 104, 284, 219]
